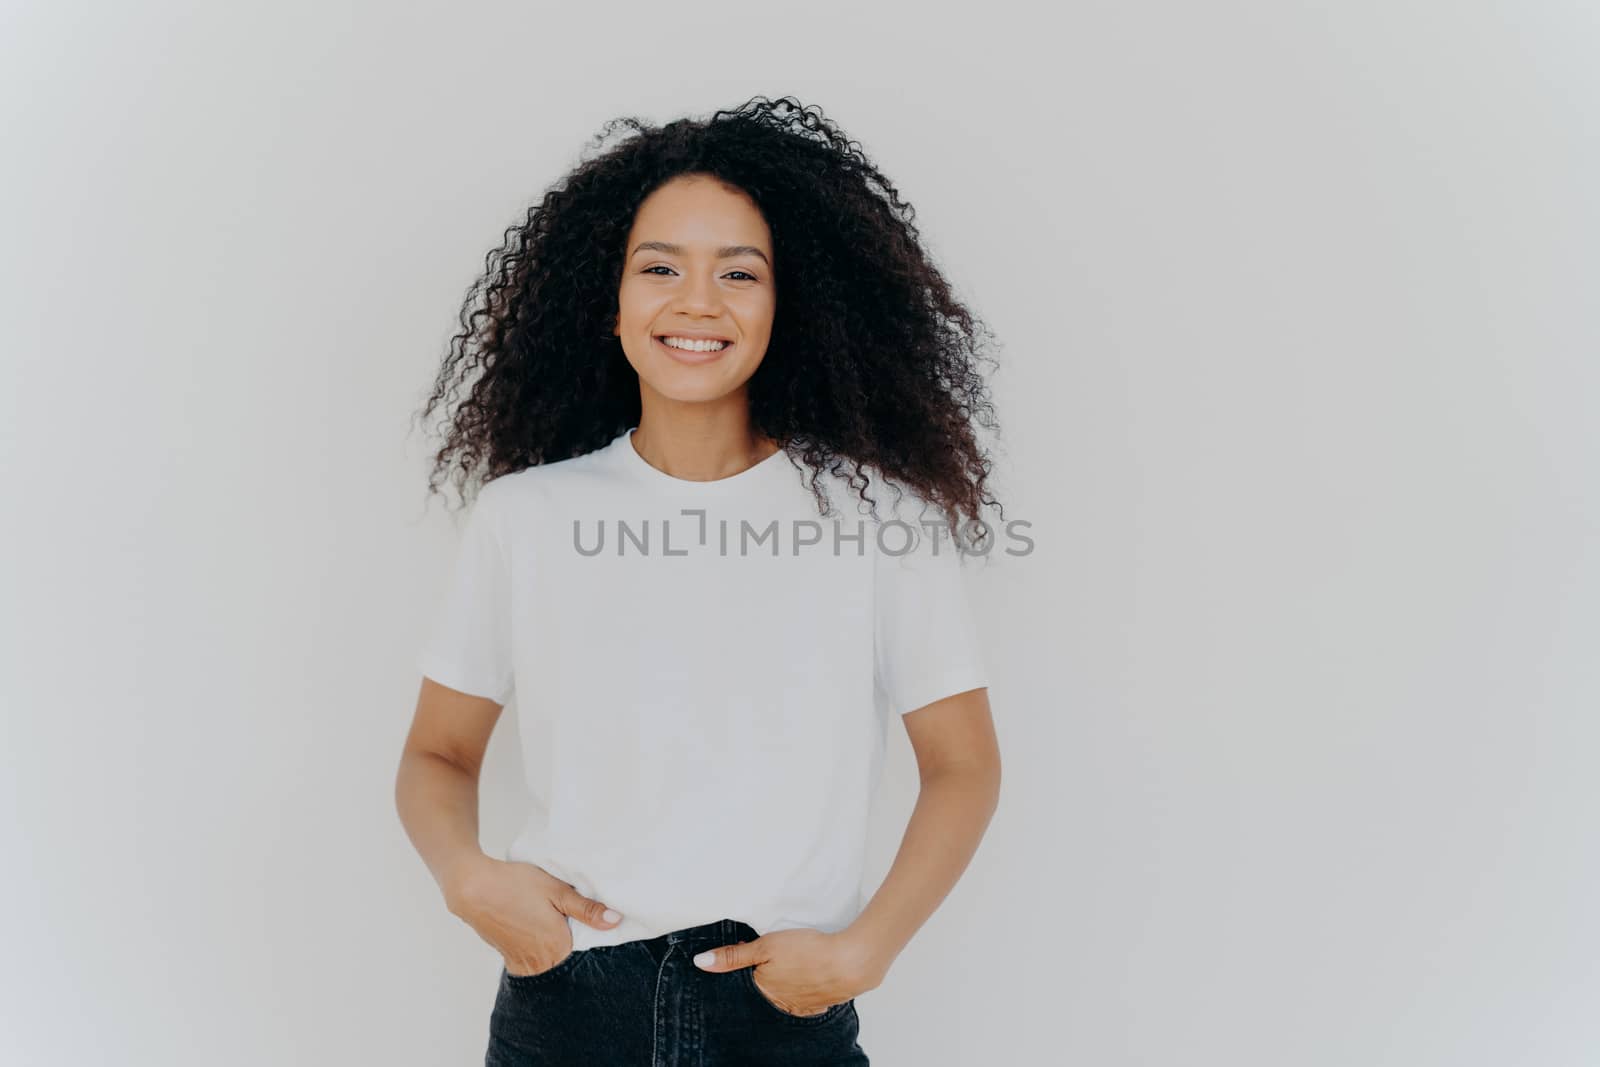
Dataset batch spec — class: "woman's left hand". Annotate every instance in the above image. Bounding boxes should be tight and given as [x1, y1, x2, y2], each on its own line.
[692, 927, 883, 1016]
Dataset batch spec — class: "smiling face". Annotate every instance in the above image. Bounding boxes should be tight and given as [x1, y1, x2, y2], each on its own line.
[613, 174, 776, 406]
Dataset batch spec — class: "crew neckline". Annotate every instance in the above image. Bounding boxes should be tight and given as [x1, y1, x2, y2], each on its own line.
[614, 426, 790, 491]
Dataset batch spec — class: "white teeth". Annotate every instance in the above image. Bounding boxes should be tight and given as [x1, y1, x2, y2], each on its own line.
[660, 336, 731, 353]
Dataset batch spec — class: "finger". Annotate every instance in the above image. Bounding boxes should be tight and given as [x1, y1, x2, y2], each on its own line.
[692, 939, 762, 972]
[555, 888, 623, 929]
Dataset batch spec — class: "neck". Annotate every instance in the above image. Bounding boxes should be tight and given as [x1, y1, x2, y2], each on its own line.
[629, 407, 779, 482]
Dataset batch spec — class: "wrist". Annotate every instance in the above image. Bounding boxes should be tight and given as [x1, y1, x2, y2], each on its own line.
[438, 850, 495, 913]
[835, 920, 901, 991]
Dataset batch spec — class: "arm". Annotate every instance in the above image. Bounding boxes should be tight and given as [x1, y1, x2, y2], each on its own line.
[839, 685, 1002, 987]
[393, 676, 503, 909]
[395, 676, 624, 972]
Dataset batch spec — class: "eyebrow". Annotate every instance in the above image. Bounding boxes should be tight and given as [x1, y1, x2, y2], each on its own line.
[630, 240, 770, 267]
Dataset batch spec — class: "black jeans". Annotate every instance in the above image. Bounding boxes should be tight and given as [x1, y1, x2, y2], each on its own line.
[486, 917, 870, 1066]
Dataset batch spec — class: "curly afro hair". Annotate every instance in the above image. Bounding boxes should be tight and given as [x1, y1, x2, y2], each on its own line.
[414, 94, 1004, 548]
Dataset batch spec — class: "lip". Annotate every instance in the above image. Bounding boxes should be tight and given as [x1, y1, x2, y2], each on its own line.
[654, 334, 734, 365]
[656, 329, 734, 341]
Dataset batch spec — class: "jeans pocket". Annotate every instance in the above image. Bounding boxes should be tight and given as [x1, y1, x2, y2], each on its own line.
[503, 947, 584, 985]
[740, 966, 850, 1025]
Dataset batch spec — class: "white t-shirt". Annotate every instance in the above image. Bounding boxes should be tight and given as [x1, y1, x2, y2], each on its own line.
[417, 425, 989, 953]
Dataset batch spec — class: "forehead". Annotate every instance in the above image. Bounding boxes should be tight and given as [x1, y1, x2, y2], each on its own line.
[627, 176, 771, 249]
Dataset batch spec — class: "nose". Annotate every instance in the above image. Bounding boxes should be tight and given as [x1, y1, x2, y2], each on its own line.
[672, 271, 724, 316]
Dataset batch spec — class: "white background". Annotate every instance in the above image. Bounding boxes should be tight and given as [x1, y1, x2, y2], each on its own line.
[3, 2, 1596, 1064]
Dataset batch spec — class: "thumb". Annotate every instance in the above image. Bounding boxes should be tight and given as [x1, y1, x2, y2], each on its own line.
[553, 888, 624, 930]
[692, 939, 764, 972]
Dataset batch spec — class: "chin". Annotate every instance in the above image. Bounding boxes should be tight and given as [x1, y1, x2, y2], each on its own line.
[626, 351, 764, 401]
[641, 373, 750, 405]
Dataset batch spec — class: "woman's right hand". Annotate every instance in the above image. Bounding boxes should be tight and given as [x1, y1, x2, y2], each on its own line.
[445, 856, 624, 977]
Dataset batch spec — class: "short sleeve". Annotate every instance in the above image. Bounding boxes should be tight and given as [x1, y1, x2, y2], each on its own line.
[873, 514, 989, 716]
[416, 486, 515, 705]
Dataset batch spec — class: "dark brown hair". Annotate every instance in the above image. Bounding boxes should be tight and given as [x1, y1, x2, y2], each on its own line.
[414, 94, 1004, 547]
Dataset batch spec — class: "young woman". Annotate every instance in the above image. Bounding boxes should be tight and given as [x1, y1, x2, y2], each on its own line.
[396, 95, 1004, 1066]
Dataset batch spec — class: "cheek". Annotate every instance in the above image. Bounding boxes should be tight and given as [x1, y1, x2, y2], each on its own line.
[732, 293, 777, 329]
[616, 285, 663, 325]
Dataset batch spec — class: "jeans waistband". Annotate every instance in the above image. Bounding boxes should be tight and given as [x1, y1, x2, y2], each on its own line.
[662, 917, 756, 946]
